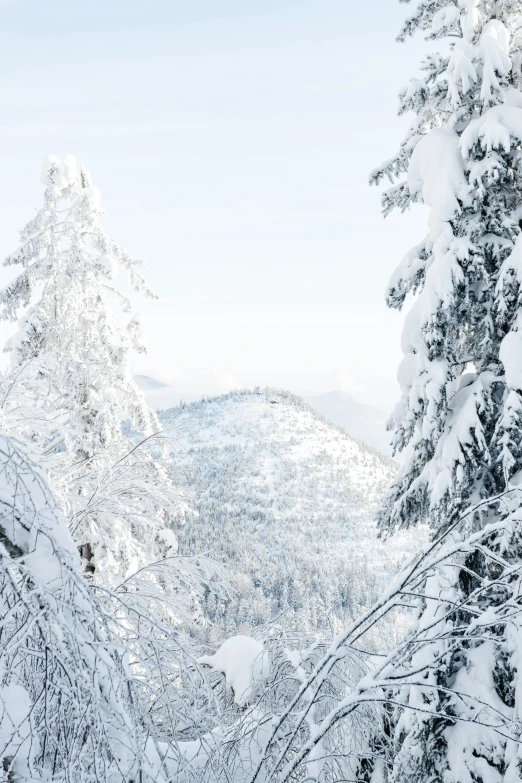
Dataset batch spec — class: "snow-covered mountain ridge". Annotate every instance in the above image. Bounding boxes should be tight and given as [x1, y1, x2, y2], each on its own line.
[159, 389, 425, 636]
[135, 374, 393, 454]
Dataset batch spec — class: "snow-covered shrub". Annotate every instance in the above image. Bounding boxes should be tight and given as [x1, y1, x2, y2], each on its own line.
[0, 433, 230, 782]
[193, 625, 376, 783]
[237, 500, 522, 783]
[0, 434, 147, 780]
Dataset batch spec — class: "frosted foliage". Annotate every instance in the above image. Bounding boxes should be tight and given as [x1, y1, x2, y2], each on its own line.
[241, 503, 522, 783]
[353, 504, 522, 783]
[357, 1, 522, 782]
[0, 156, 187, 583]
[192, 625, 375, 783]
[499, 311, 522, 391]
[160, 389, 425, 639]
[0, 435, 248, 783]
[1, 154, 155, 444]
[0, 436, 164, 781]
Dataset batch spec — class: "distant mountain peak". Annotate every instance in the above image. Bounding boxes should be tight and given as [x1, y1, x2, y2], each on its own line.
[159, 388, 422, 638]
[306, 389, 391, 455]
[134, 374, 171, 390]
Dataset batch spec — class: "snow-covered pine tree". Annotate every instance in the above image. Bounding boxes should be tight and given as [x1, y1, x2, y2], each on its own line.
[359, 1, 522, 781]
[0, 155, 183, 583]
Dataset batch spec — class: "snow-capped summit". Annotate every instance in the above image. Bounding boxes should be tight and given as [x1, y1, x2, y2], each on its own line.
[159, 389, 424, 637]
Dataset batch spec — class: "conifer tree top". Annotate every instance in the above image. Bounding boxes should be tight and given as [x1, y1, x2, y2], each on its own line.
[375, 0, 522, 535]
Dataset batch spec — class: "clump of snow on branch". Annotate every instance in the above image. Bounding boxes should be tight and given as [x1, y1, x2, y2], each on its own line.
[199, 636, 269, 705]
[407, 128, 470, 235]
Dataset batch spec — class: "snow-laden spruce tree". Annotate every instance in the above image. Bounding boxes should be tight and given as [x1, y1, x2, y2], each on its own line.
[357, 1, 522, 781]
[0, 156, 184, 583]
[376, 2, 522, 530]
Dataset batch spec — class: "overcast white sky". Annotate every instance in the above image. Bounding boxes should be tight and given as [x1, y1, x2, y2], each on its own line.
[0, 0, 430, 411]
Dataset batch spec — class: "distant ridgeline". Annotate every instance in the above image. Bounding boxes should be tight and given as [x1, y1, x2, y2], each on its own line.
[159, 388, 424, 640]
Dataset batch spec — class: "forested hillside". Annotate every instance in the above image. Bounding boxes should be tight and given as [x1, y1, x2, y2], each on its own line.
[160, 389, 423, 636]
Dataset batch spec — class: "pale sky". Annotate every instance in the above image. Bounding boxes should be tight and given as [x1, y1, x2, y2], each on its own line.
[0, 0, 431, 411]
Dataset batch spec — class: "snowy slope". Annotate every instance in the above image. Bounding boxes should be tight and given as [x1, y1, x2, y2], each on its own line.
[306, 391, 392, 455]
[159, 389, 424, 637]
